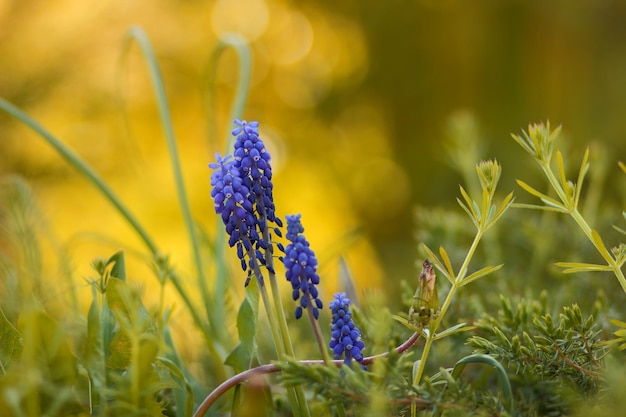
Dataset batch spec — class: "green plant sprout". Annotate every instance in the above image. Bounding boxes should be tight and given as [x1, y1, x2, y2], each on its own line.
[402, 159, 513, 414]
[511, 122, 626, 294]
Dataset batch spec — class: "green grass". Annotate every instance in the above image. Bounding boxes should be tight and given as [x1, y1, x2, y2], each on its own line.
[1, 26, 626, 417]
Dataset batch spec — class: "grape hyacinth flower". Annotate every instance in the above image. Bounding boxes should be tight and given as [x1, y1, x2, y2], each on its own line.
[209, 120, 283, 286]
[231, 120, 283, 236]
[209, 153, 259, 273]
[280, 214, 323, 320]
[329, 292, 365, 367]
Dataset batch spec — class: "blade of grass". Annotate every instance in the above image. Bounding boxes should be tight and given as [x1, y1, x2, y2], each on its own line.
[123, 26, 210, 329]
[203, 34, 253, 345]
[0, 98, 158, 254]
[447, 354, 513, 416]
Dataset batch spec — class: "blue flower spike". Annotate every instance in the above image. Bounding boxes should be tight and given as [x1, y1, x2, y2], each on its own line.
[209, 120, 283, 287]
[232, 120, 282, 232]
[329, 292, 366, 368]
[209, 153, 258, 271]
[281, 214, 323, 320]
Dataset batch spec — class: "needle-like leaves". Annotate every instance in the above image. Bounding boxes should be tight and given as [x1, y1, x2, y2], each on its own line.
[554, 262, 613, 274]
[515, 180, 566, 211]
[458, 264, 504, 287]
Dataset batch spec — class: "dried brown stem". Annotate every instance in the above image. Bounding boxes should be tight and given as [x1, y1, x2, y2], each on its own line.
[193, 331, 421, 417]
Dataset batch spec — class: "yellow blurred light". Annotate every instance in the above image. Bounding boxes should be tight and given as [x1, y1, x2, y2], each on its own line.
[263, 8, 313, 65]
[211, 0, 269, 40]
[351, 157, 410, 219]
[272, 65, 330, 109]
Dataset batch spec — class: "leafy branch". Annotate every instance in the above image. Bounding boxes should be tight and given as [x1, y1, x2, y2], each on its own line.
[413, 160, 513, 388]
[511, 122, 626, 294]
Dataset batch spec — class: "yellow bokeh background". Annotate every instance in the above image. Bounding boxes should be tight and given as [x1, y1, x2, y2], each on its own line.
[2, 0, 626, 329]
[0, 0, 385, 324]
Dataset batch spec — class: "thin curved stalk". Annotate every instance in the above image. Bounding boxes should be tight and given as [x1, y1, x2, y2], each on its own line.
[205, 33, 252, 150]
[0, 98, 158, 254]
[122, 26, 209, 320]
[204, 34, 253, 345]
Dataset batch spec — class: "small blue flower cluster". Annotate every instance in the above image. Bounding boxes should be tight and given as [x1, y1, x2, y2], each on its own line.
[329, 293, 365, 367]
[280, 214, 323, 320]
[209, 120, 281, 283]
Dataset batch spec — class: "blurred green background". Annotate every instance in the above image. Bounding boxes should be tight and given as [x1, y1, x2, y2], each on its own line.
[1, 0, 626, 316]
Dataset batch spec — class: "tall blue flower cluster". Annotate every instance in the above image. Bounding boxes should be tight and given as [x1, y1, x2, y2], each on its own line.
[280, 214, 323, 320]
[231, 120, 282, 235]
[329, 293, 365, 367]
[209, 120, 282, 284]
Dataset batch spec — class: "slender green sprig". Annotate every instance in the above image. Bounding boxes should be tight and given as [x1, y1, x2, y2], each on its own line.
[122, 26, 210, 330]
[413, 160, 513, 387]
[207, 35, 253, 346]
[511, 122, 626, 294]
[206, 34, 252, 151]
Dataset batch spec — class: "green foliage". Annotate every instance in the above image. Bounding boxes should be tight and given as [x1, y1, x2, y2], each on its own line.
[224, 280, 260, 374]
[2, 25, 626, 417]
[468, 297, 606, 395]
[0, 309, 80, 416]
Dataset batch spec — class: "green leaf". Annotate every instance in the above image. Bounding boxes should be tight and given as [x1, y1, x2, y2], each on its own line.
[450, 354, 514, 416]
[82, 287, 105, 409]
[225, 279, 260, 373]
[224, 343, 252, 375]
[439, 246, 456, 283]
[490, 192, 514, 225]
[458, 264, 504, 287]
[107, 250, 127, 282]
[574, 148, 590, 207]
[591, 230, 614, 265]
[0, 308, 22, 371]
[556, 151, 569, 194]
[240, 278, 260, 350]
[0, 309, 80, 415]
[516, 180, 566, 210]
[158, 356, 195, 417]
[511, 202, 568, 212]
[510, 132, 534, 155]
[162, 324, 197, 417]
[105, 277, 155, 370]
[106, 277, 153, 331]
[433, 323, 475, 340]
[18, 310, 78, 386]
[610, 319, 626, 328]
[457, 198, 479, 228]
[554, 262, 613, 274]
[459, 186, 478, 219]
[421, 244, 453, 285]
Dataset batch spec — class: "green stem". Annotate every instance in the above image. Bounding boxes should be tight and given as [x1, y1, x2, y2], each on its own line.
[205, 33, 252, 151]
[124, 26, 209, 324]
[248, 244, 308, 417]
[0, 98, 158, 254]
[263, 225, 312, 417]
[541, 163, 626, 292]
[456, 231, 484, 282]
[207, 35, 252, 346]
[413, 231, 483, 385]
[305, 294, 331, 364]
